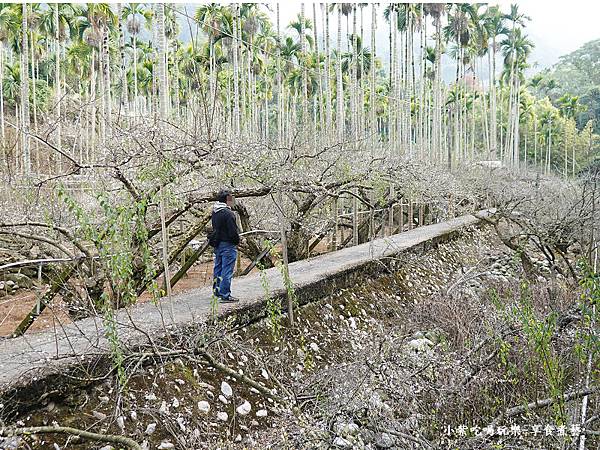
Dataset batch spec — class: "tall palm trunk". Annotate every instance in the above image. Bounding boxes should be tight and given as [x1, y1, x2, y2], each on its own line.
[116, 3, 127, 116]
[481, 74, 491, 155]
[102, 26, 112, 135]
[208, 34, 215, 110]
[299, 3, 308, 124]
[55, 4, 62, 173]
[133, 35, 138, 118]
[388, 7, 394, 150]
[359, 5, 365, 137]
[533, 112, 537, 166]
[564, 123, 569, 178]
[419, 12, 426, 158]
[546, 123, 552, 174]
[90, 50, 97, 161]
[0, 42, 4, 140]
[572, 124, 576, 177]
[30, 32, 37, 134]
[490, 36, 498, 158]
[21, 3, 30, 174]
[313, 4, 324, 134]
[391, 7, 397, 152]
[351, 5, 357, 145]
[523, 120, 528, 166]
[276, 4, 282, 145]
[498, 88, 503, 160]
[336, 6, 344, 143]
[513, 77, 520, 169]
[323, 5, 332, 142]
[172, 41, 180, 118]
[434, 16, 442, 163]
[155, 3, 171, 302]
[232, 4, 240, 135]
[237, 6, 245, 133]
[370, 4, 376, 149]
[156, 3, 168, 120]
[407, 9, 415, 156]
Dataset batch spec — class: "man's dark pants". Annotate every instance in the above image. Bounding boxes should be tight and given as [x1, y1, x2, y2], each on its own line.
[213, 241, 237, 299]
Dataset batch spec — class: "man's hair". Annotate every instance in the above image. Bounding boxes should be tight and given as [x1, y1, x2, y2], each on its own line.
[217, 189, 231, 203]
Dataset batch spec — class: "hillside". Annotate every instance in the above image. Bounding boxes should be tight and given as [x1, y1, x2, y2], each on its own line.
[533, 39, 600, 129]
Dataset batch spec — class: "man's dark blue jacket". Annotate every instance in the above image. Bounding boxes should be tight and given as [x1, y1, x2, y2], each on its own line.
[211, 202, 240, 245]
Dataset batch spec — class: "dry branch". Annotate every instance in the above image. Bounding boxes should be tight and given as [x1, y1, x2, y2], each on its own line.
[0, 425, 142, 450]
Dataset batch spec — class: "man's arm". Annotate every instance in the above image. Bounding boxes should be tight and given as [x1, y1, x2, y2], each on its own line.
[228, 211, 240, 245]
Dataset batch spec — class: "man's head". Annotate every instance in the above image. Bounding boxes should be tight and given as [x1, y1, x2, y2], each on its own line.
[217, 189, 234, 206]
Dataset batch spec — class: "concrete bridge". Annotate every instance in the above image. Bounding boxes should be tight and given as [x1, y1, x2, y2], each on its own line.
[0, 210, 490, 398]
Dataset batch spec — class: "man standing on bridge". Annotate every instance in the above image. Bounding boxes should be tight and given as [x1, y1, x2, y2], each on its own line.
[210, 190, 240, 303]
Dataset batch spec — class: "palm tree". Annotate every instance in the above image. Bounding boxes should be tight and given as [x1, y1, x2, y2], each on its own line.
[65, 39, 92, 94]
[557, 93, 582, 121]
[288, 13, 313, 49]
[2, 61, 21, 107]
[341, 35, 372, 79]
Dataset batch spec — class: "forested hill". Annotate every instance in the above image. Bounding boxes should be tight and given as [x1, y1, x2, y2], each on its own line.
[532, 39, 600, 130]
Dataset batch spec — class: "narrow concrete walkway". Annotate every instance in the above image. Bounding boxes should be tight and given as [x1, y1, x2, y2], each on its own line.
[0, 211, 487, 391]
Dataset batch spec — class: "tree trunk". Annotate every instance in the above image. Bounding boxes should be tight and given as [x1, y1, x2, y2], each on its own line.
[116, 3, 127, 117]
[55, 4, 62, 174]
[276, 190, 293, 326]
[323, 5, 332, 143]
[21, 3, 30, 175]
[336, 7, 344, 143]
[156, 3, 168, 120]
[133, 36, 138, 118]
[102, 26, 112, 137]
[313, 3, 324, 135]
[232, 4, 240, 135]
[0, 42, 4, 141]
[490, 37, 498, 158]
[370, 4, 377, 149]
[12, 264, 77, 337]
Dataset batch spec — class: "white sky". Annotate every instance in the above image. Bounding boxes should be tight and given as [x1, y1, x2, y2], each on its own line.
[502, 0, 600, 69]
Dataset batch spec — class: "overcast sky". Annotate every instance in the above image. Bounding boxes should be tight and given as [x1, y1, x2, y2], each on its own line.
[500, 0, 600, 69]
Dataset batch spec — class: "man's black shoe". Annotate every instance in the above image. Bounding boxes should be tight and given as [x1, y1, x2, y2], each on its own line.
[218, 295, 240, 303]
